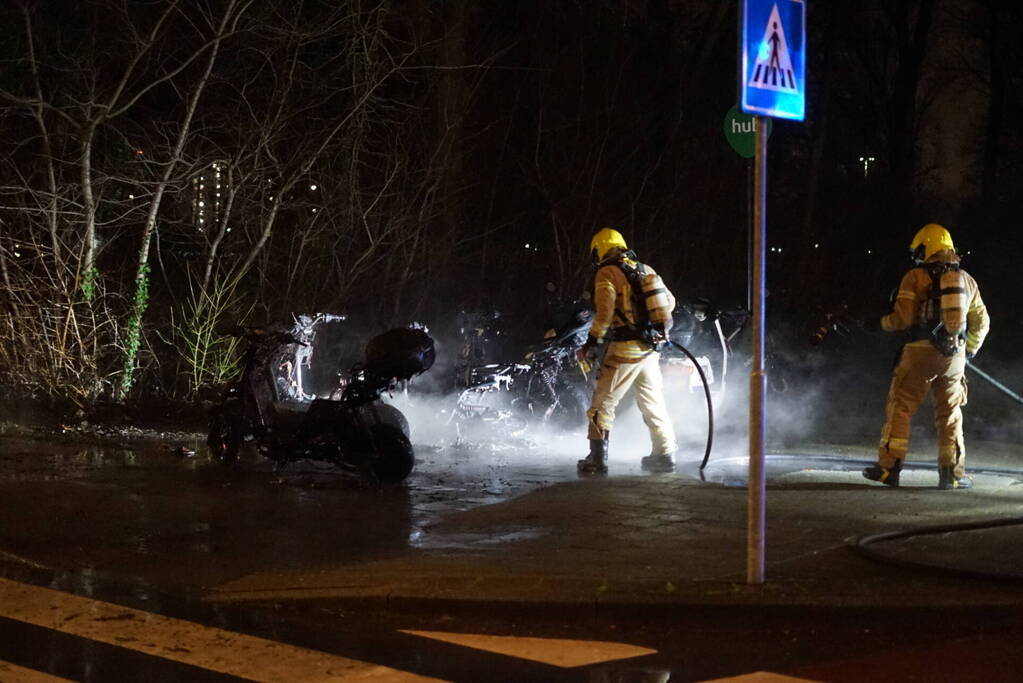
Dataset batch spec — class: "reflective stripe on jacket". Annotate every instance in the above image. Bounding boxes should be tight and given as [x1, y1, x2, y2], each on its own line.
[881, 250, 990, 354]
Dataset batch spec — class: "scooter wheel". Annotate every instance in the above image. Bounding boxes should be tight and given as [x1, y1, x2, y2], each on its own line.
[358, 402, 411, 438]
[365, 424, 415, 483]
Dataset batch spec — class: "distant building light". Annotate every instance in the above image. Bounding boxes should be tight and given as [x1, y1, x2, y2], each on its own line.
[310, 184, 318, 191]
[858, 155, 876, 178]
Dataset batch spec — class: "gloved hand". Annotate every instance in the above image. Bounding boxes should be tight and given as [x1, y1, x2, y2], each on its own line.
[576, 335, 600, 364]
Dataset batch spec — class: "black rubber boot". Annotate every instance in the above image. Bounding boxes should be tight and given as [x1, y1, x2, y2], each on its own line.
[863, 462, 901, 487]
[641, 452, 676, 473]
[577, 439, 609, 475]
[938, 466, 973, 490]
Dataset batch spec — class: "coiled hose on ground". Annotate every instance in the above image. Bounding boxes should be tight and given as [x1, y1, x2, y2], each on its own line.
[853, 514, 1023, 584]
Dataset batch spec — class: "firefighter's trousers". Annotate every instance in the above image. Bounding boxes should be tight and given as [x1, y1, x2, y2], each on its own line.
[587, 344, 676, 456]
[878, 341, 968, 477]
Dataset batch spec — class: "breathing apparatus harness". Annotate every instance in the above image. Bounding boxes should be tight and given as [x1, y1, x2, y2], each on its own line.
[606, 253, 673, 349]
[910, 260, 968, 357]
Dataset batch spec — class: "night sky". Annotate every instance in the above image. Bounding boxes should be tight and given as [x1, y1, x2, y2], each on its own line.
[0, 0, 1020, 399]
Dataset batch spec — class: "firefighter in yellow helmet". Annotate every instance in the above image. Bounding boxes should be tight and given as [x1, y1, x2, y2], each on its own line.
[575, 228, 678, 475]
[864, 224, 990, 489]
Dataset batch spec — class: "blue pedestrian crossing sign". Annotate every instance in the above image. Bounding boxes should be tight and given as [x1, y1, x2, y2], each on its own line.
[741, 0, 806, 121]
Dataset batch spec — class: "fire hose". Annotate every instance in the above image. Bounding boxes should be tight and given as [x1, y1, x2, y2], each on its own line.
[967, 361, 1023, 405]
[664, 340, 715, 471]
[854, 512, 1023, 583]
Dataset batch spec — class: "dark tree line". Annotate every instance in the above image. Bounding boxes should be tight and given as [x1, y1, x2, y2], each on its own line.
[0, 0, 1018, 404]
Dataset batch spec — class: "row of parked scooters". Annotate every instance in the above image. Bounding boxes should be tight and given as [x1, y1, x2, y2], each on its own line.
[204, 300, 756, 483]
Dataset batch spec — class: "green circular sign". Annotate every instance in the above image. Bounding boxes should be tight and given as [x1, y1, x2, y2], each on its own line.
[723, 105, 771, 158]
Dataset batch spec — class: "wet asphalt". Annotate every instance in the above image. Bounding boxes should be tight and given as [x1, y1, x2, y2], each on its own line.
[3, 393, 1023, 681]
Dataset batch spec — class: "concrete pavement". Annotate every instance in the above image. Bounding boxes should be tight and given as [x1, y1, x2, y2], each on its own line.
[207, 439, 1023, 616]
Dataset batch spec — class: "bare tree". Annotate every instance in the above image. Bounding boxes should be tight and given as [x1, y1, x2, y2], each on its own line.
[115, 0, 253, 400]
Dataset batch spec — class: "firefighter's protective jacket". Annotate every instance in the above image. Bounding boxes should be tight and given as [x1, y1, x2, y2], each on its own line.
[881, 250, 990, 355]
[590, 258, 675, 361]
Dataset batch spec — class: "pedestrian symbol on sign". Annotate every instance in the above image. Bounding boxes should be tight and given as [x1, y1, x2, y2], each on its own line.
[748, 4, 798, 95]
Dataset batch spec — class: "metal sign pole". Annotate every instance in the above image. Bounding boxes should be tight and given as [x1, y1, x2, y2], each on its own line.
[746, 157, 753, 313]
[747, 115, 767, 585]
[740, 0, 804, 587]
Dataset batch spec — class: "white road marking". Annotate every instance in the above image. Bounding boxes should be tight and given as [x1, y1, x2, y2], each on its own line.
[0, 578, 446, 683]
[0, 660, 74, 683]
[401, 629, 657, 668]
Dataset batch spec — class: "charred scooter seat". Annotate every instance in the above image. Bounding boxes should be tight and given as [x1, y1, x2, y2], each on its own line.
[208, 325, 434, 483]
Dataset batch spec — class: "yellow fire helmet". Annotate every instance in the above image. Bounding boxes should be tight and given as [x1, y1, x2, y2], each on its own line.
[590, 227, 628, 264]
[910, 223, 955, 262]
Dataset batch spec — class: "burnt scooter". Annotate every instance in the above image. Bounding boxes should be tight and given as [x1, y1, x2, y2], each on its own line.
[207, 324, 435, 483]
[452, 307, 593, 437]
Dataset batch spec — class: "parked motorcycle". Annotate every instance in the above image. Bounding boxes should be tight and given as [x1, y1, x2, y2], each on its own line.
[451, 307, 593, 437]
[207, 321, 435, 483]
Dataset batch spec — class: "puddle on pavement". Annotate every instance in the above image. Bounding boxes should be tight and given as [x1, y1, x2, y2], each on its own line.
[0, 432, 579, 580]
[694, 453, 1023, 489]
[0, 435, 207, 481]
